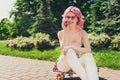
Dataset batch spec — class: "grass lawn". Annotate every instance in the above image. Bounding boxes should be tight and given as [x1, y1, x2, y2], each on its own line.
[0, 40, 120, 69]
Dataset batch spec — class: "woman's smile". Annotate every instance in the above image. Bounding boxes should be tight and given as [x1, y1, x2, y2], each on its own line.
[67, 21, 73, 25]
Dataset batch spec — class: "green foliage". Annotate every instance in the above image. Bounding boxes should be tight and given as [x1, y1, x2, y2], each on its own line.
[33, 33, 57, 50]
[89, 33, 111, 49]
[93, 49, 120, 69]
[6, 33, 57, 51]
[32, 0, 58, 39]
[89, 33, 120, 50]
[33, 32, 50, 39]
[107, 0, 120, 17]
[0, 0, 119, 40]
[35, 38, 52, 50]
[6, 39, 17, 48]
[6, 36, 35, 50]
[0, 18, 15, 40]
[16, 37, 35, 50]
[110, 34, 120, 50]
[10, 0, 41, 37]
[10, 0, 58, 39]
[89, 0, 106, 21]
[88, 0, 120, 36]
[89, 15, 120, 36]
[32, 17, 58, 39]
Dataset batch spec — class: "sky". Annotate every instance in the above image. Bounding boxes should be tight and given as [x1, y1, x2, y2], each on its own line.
[0, 0, 16, 20]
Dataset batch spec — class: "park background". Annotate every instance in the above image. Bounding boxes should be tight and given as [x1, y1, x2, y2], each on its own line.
[0, 0, 120, 70]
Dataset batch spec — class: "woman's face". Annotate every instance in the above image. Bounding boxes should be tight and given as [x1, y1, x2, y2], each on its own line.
[64, 12, 78, 26]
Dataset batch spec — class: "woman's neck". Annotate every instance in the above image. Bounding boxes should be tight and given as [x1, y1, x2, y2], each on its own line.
[69, 25, 80, 33]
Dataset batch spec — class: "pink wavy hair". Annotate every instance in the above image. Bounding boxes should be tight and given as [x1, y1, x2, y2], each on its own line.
[62, 6, 84, 28]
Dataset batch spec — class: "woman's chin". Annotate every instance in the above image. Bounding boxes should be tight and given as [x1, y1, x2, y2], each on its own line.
[68, 24, 75, 27]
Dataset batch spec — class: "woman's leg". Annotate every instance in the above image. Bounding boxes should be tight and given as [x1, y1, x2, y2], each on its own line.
[57, 54, 71, 72]
[66, 49, 87, 80]
[80, 53, 99, 80]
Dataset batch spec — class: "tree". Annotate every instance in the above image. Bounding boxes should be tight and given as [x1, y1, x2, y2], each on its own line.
[102, 0, 120, 35]
[32, 0, 58, 39]
[87, 0, 108, 33]
[10, 0, 41, 37]
[0, 18, 15, 40]
[88, 0, 120, 36]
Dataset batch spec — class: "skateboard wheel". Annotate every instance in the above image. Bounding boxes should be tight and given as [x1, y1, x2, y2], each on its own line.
[56, 74, 63, 80]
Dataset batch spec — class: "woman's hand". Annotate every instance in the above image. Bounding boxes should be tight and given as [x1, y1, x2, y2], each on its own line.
[62, 18, 70, 32]
[63, 46, 71, 56]
[61, 18, 70, 43]
[63, 45, 81, 55]
[62, 45, 75, 55]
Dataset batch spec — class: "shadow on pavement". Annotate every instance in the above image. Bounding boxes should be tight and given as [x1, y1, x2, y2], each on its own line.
[63, 77, 81, 80]
[63, 77, 107, 80]
[99, 77, 107, 80]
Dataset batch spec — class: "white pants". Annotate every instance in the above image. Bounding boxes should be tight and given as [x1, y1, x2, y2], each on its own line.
[57, 49, 99, 80]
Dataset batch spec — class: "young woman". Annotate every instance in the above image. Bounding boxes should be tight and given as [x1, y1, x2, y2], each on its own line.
[57, 6, 99, 80]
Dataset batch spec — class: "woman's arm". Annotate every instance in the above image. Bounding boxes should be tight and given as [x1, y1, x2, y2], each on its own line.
[57, 30, 69, 49]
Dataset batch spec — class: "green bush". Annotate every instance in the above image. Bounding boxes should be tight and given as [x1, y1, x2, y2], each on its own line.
[89, 33, 111, 49]
[110, 34, 120, 50]
[6, 39, 17, 48]
[6, 33, 57, 51]
[35, 38, 51, 50]
[33, 32, 50, 40]
[34, 33, 57, 50]
[16, 38, 35, 50]
[6, 36, 35, 50]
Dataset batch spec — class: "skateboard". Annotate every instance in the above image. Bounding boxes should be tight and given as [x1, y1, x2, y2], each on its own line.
[53, 63, 100, 80]
[53, 62, 75, 80]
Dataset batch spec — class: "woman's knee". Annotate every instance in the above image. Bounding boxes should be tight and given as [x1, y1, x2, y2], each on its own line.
[66, 48, 76, 57]
[67, 48, 75, 54]
[66, 49, 78, 61]
[83, 53, 93, 58]
[83, 53, 97, 66]
[57, 62, 70, 72]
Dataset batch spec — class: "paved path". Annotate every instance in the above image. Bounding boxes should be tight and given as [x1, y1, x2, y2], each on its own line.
[0, 55, 120, 80]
